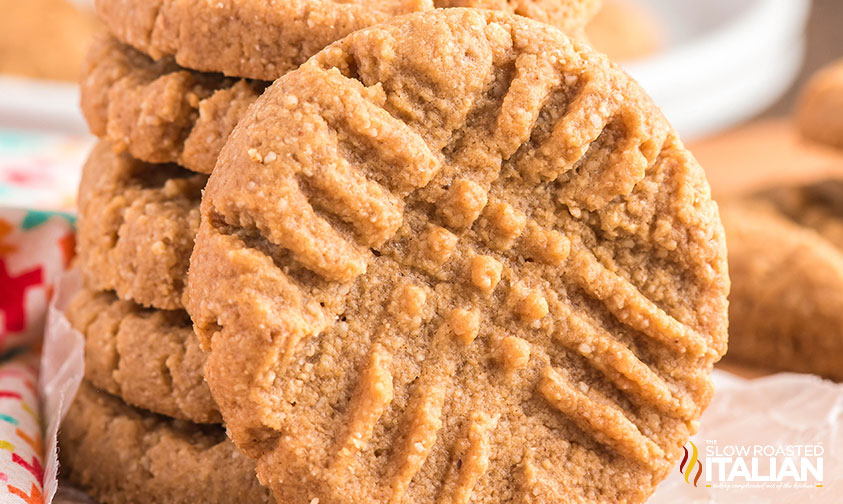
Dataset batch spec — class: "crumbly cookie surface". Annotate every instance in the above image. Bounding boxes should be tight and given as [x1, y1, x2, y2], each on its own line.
[81, 36, 265, 174]
[95, 0, 599, 80]
[66, 287, 219, 423]
[187, 9, 728, 504]
[59, 381, 271, 504]
[77, 141, 205, 310]
[797, 59, 843, 150]
[722, 183, 843, 381]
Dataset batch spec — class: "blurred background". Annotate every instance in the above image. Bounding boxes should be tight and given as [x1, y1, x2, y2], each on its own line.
[0, 0, 842, 208]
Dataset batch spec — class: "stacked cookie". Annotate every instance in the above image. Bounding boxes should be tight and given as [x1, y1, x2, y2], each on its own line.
[62, 3, 730, 504]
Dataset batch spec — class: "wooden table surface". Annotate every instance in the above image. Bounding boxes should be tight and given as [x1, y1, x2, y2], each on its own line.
[689, 119, 843, 197]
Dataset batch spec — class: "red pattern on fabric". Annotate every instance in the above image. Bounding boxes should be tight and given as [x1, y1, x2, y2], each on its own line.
[0, 261, 43, 333]
[11, 454, 42, 485]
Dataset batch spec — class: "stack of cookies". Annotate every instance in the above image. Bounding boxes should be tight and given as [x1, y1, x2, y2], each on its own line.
[61, 2, 730, 504]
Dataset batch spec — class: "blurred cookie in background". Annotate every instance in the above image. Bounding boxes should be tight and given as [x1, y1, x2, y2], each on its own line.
[721, 197, 843, 382]
[797, 58, 843, 150]
[0, 0, 100, 81]
[586, 0, 662, 61]
[0, 0, 99, 81]
[758, 179, 843, 251]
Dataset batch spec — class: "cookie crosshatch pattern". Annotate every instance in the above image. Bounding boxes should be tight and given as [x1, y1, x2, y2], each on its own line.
[187, 9, 728, 504]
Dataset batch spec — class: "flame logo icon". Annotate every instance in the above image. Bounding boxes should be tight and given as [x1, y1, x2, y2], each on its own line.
[679, 441, 702, 487]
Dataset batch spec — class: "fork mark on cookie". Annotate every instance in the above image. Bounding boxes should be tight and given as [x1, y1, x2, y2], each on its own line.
[332, 345, 395, 473]
[389, 323, 456, 503]
[436, 411, 498, 504]
[566, 249, 708, 358]
[492, 53, 562, 160]
[316, 67, 442, 194]
[552, 303, 693, 419]
[538, 366, 663, 468]
[295, 152, 404, 247]
[518, 78, 618, 182]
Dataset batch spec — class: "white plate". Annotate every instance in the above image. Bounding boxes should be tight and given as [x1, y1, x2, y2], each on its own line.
[624, 0, 811, 140]
[0, 76, 85, 134]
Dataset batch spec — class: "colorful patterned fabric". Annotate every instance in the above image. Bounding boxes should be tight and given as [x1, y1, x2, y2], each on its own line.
[0, 130, 85, 503]
[0, 352, 44, 504]
[0, 209, 75, 351]
[0, 186, 79, 504]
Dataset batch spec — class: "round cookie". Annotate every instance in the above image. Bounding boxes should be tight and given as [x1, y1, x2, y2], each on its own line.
[187, 9, 728, 504]
[81, 36, 265, 174]
[797, 59, 843, 150]
[95, 0, 600, 80]
[77, 141, 204, 310]
[721, 199, 843, 381]
[59, 381, 271, 504]
[66, 287, 219, 423]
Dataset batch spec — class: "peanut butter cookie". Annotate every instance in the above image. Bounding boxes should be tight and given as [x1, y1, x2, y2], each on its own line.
[187, 10, 728, 504]
[81, 36, 265, 174]
[67, 287, 219, 423]
[722, 199, 843, 381]
[59, 381, 271, 504]
[723, 181, 843, 381]
[77, 141, 204, 310]
[95, 0, 599, 80]
[797, 59, 843, 150]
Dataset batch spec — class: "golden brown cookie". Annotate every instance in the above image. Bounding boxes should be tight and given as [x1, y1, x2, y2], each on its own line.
[77, 141, 204, 310]
[95, 0, 599, 80]
[81, 36, 265, 174]
[721, 199, 843, 381]
[797, 59, 843, 150]
[59, 381, 271, 504]
[66, 287, 219, 423]
[187, 9, 728, 504]
[586, 0, 662, 62]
